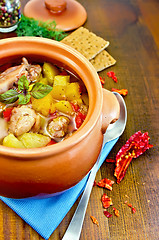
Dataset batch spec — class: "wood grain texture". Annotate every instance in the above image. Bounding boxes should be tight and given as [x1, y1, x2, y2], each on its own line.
[0, 0, 159, 239]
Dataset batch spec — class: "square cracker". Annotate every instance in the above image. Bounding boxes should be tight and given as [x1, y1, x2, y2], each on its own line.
[90, 50, 116, 72]
[61, 27, 109, 60]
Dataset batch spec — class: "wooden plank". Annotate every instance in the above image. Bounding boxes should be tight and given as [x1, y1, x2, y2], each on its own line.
[0, 0, 158, 239]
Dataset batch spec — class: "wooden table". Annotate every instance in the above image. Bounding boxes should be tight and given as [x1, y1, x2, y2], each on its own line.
[0, 0, 159, 239]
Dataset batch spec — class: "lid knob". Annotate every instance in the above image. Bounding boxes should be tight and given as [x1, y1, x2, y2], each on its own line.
[45, 0, 67, 13]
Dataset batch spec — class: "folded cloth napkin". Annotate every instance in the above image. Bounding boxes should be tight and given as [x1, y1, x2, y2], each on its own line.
[0, 138, 118, 240]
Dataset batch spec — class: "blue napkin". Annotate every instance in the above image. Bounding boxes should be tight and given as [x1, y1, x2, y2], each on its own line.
[0, 138, 118, 239]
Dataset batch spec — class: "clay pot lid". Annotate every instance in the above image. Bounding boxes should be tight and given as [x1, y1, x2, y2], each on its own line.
[23, 0, 87, 31]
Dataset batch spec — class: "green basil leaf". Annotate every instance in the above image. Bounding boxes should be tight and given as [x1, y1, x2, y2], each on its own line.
[0, 89, 19, 104]
[18, 93, 31, 105]
[18, 75, 29, 91]
[30, 82, 52, 99]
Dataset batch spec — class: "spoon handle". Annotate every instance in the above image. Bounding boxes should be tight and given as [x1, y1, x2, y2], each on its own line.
[61, 152, 101, 240]
[62, 93, 127, 240]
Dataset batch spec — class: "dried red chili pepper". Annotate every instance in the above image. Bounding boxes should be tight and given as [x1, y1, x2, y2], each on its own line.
[107, 71, 115, 78]
[97, 178, 114, 191]
[113, 207, 120, 217]
[3, 107, 13, 121]
[103, 210, 112, 218]
[99, 76, 105, 86]
[93, 180, 97, 187]
[114, 131, 153, 183]
[127, 203, 132, 208]
[90, 216, 99, 226]
[132, 207, 136, 214]
[107, 71, 118, 82]
[111, 88, 128, 96]
[101, 193, 113, 208]
[112, 76, 118, 83]
[124, 201, 136, 214]
[105, 158, 116, 163]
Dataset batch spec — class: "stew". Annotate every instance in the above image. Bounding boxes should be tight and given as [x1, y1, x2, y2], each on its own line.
[0, 58, 89, 148]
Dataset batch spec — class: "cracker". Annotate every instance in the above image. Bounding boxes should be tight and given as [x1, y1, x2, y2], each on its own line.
[90, 50, 116, 72]
[61, 27, 109, 60]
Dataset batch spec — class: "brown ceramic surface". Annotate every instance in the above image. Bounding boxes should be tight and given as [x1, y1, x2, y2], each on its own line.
[23, 0, 87, 31]
[0, 37, 119, 198]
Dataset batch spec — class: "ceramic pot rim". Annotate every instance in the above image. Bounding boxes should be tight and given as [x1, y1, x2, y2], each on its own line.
[0, 37, 103, 158]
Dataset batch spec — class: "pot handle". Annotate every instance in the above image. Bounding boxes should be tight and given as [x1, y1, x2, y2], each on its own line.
[101, 89, 120, 134]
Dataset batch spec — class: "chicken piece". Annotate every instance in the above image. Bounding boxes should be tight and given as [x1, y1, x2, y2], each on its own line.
[32, 114, 41, 132]
[0, 58, 42, 94]
[0, 64, 27, 94]
[8, 105, 40, 137]
[18, 57, 42, 82]
[47, 116, 70, 138]
[27, 65, 42, 82]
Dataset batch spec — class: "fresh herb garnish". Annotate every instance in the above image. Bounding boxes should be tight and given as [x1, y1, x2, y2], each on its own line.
[0, 75, 53, 105]
[30, 82, 53, 99]
[0, 89, 19, 104]
[16, 14, 67, 41]
[18, 74, 29, 91]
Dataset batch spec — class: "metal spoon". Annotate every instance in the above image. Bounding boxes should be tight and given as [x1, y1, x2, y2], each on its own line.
[62, 92, 127, 240]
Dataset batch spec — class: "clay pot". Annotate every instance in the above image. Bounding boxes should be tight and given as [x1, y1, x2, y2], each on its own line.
[0, 37, 120, 198]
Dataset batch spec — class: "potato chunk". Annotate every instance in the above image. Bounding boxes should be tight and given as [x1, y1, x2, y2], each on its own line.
[55, 101, 73, 115]
[18, 133, 51, 148]
[51, 75, 70, 100]
[3, 134, 25, 148]
[31, 93, 55, 116]
[43, 62, 59, 85]
[54, 75, 70, 86]
[66, 82, 81, 100]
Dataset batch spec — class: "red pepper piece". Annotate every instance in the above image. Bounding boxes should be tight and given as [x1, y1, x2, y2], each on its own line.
[114, 131, 153, 183]
[103, 210, 112, 218]
[105, 158, 116, 163]
[75, 111, 86, 129]
[101, 193, 113, 208]
[112, 76, 118, 83]
[111, 88, 128, 96]
[113, 207, 120, 217]
[70, 102, 80, 112]
[3, 107, 13, 121]
[75, 114, 82, 129]
[99, 76, 105, 86]
[107, 71, 118, 82]
[132, 207, 136, 214]
[47, 139, 57, 146]
[90, 216, 99, 226]
[97, 178, 114, 191]
[49, 111, 58, 120]
[127, 203, 132, 208]
[107, 71, 115, 78]
[125, 201, 136, 214]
